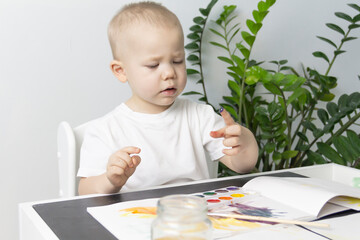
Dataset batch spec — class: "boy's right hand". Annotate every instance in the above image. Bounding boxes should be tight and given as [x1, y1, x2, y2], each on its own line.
[106, 146, 141, 188]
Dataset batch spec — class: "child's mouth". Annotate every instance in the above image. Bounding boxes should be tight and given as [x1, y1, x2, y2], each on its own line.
[160, 87, 177, 96]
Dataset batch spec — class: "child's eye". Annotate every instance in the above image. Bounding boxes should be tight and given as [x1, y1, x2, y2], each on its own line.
[173, 60, 183, 64]
[146, 64, 159, 69]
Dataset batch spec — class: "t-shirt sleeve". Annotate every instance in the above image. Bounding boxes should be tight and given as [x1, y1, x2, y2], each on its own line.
[77, 124, 112, 177]
[197, 104, 226, 161]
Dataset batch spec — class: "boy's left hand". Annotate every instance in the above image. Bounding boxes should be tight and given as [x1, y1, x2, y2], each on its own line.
[210, 108, 242, 156]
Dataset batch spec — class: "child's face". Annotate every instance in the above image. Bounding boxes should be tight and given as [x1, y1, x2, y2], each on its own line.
[116, 23, 187, 114]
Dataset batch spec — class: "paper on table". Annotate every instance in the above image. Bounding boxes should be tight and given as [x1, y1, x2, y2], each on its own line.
[87, 185, 314, 239]
[243, 177, 360, 218]
[87, 198, 158, 240]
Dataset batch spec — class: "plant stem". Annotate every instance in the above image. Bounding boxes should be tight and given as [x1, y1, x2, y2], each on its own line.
[325, 112, 360, 145]
[325, 29, 351, 76]
[199, 21, 209, 105]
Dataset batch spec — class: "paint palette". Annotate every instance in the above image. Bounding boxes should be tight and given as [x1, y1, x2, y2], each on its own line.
[192, 186, 250, 211]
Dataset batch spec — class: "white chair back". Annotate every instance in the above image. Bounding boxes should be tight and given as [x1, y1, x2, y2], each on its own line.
[57, 121, 92, 197]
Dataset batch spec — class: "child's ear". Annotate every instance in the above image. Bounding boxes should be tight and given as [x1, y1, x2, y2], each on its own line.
[110, 60, 127, 83]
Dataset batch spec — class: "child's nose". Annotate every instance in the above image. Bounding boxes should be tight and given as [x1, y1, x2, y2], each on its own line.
[161, 64, 176, 80]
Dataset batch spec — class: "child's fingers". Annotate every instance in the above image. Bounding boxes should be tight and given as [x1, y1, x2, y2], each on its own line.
[223, 136, 241, 148]
[220, 108, 235, 126]
[121, 146, 141, 155]
[210, 128, 225, 138]
[223, 146, 240, 156]
[110, 146, 141, 168]
[211, 123, 241, 139]
[131, 155, 141, 167]
[211, 108, 238, 138]
[124, 156, 141, 176]
[224, 124, 242, 136]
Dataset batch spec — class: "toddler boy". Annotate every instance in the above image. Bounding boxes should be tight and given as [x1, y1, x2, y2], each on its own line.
[77, 1, 258, 195]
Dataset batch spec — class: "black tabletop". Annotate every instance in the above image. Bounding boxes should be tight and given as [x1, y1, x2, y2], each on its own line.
[33, 172, 305, 240]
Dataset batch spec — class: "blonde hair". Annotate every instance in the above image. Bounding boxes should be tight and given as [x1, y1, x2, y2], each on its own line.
[108, 1, 183, 60]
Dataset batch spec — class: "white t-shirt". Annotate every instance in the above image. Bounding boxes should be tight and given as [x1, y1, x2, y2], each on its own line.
[77, 98, 225, 192]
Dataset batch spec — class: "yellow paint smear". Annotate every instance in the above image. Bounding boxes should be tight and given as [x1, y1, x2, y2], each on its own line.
[209, 216, 261, 231]
[119, 207, 157, 219]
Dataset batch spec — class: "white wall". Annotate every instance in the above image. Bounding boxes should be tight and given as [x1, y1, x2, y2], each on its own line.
[1, 0, 359, 239]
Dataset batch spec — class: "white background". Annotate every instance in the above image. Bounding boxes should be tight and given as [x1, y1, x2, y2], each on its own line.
[1, 0, 359, 239]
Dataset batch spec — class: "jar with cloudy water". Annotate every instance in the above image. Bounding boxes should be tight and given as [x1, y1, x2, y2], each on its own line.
[151, 195, 212, 240]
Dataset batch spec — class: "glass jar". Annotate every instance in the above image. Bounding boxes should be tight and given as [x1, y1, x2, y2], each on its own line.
[151, 195, 212, 240]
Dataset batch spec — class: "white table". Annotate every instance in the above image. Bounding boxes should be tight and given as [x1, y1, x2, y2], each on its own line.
[19, 163, 360, 240]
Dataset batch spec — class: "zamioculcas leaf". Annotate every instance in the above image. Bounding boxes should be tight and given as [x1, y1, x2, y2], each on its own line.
[313, 129, 324, 138]
[282, 150, 298, 159]
[264, 83, 281, 95]
[354, 14, 360, 22]
[297, 132, 309, 142]
[334, 50, 346, 56]
[267, 101, 277, 115]
[338, 94, 349, 109]
[232, 55, 245, 72]
[287, 88, 306, 105]
[240, 48, 250, 59]
[348, 3, 360, 12]
[185, 42, 199, 49]
[317, 36, 337, 48]
[317, 109, 329, 124]
[258, 1, 267, 11]
[218, 56, 234, 65]
[246, 19, 262, 34]
[342, 37, 358, 42]
[333, 136, 356, 163]
[317, 142, 345, 165]
[186, 68, 200, 75]
[252, 10, 269, 23]
[313, 51, 330, 63]
[307, 150, 327, 164]
[326, 102, 339, 117]
[193, 16, 205, 25]
[228, 66, 244, 77]
[265, 142, 276, 153]
[302, 120, 317, 131]
[241, 31, 256, 47]
[326, 23, 345, 35]
[187, 69, 200, 75]
[320, 93, 335, 101]
[187, 54, 199, 61]
[348, 92, 360, 107]
[199, 96, 207, 102]
[210, 41, 228, 51]
[187, 32, 200, 40]
[335, 12, 353, 22]
[347, 130, 360, 156]
[266, 0, 276, 7]
[223, 96, 239, 105]
[228, 80, 241, 97]
[245, 75, 259, 85]
[190, 25, 203, 32]
[199, 8, 209, 17]
[252, 10, 261, 23]
[279, 59, 288, 65]
[349, 23, 360, 29]
[209, 28, 225, 39]
[273, 152, 282, 163]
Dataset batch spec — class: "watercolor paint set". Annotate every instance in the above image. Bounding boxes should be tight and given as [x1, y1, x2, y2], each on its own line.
[191, 186, 252, 211]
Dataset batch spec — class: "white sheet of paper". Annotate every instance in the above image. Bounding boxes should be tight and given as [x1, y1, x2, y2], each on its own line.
[243, 177, 360, 218]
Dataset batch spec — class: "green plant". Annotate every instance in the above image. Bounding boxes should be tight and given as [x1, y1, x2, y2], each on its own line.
[184, 0, 360, 176]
